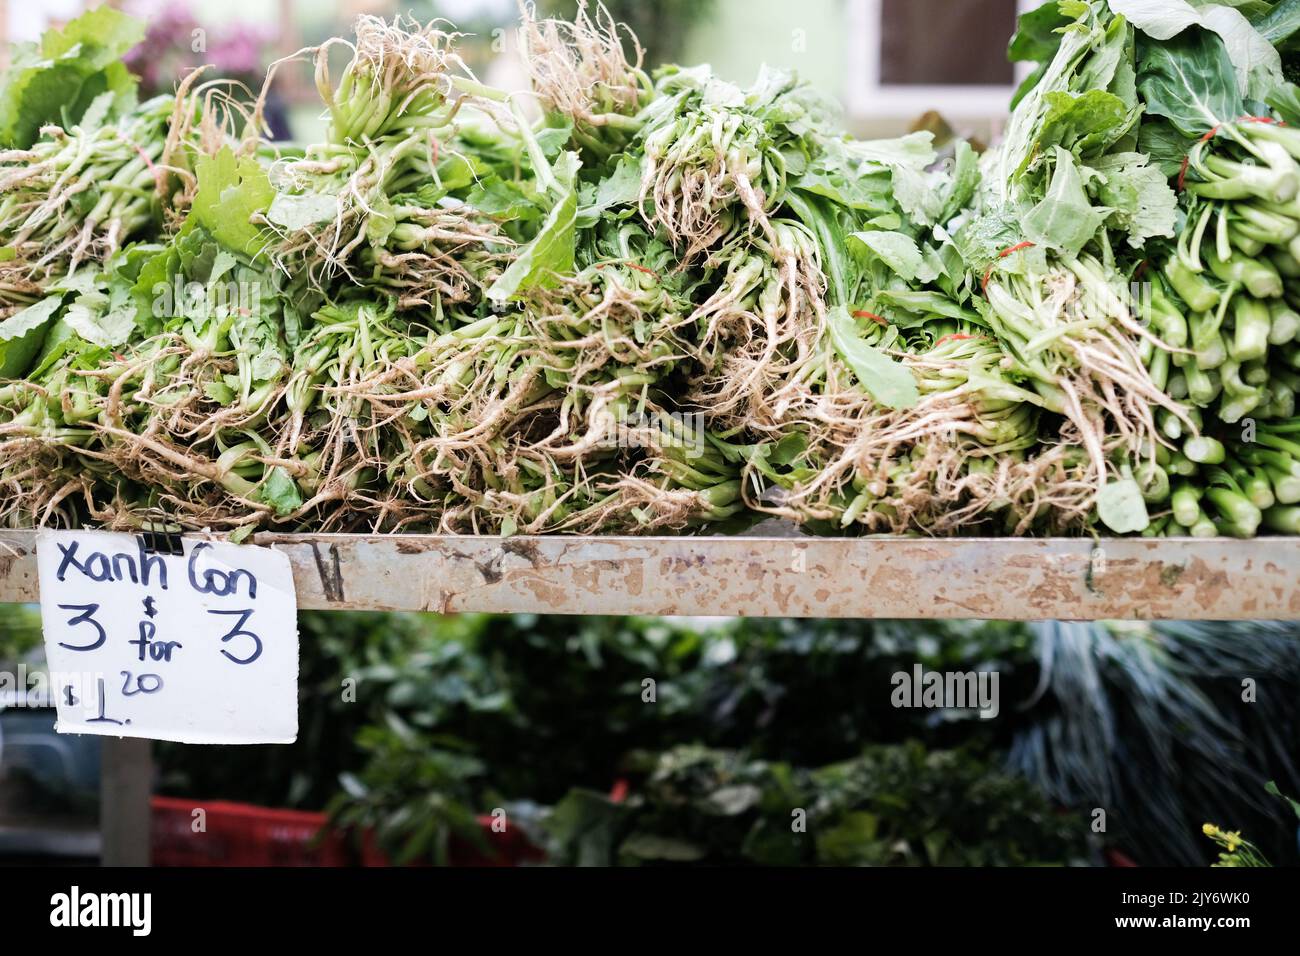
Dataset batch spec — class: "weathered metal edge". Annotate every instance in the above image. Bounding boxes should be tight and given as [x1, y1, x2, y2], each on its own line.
[3, 531, 1295, 619]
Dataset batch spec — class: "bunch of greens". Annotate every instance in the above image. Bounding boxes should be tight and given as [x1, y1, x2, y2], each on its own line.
[541, 742, 1087, 866]
[978, 0, 1300, 536]
[0, 2, 1297, 538]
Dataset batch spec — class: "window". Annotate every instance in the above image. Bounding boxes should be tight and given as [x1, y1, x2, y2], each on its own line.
[847, 0, 1046, 120]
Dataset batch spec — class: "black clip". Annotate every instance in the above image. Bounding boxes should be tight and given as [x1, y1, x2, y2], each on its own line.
[137, 525, 184, 556]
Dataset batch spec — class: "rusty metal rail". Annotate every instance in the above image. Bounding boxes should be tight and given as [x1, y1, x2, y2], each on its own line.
[2, 530, 1297, 619]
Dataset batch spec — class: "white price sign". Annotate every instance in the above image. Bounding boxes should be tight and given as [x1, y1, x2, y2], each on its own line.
[36, 530, 299, 744]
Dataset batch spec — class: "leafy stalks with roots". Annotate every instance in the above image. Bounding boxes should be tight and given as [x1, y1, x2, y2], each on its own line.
[720, 327, 1094, 534]
[0, 103, 168, 312]
[0, 73, 251, 315]
[261, 17, 504, 305]
[983, 256, 1193, 501]
[314, 15, 471, 147]
[516, 0, 651, 151]
[336, 258, 738, 533]
[263, 134, 504, 305]
[4, 5, 1293, 539]
[637, 99, 788, 265]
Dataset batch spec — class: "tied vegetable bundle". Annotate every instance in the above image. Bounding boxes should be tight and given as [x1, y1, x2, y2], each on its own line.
[973, 0, 1300, 537]
[0, 2, 1296, 539]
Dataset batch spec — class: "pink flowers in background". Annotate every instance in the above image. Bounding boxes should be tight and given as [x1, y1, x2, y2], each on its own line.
[122, 1, 274, 96]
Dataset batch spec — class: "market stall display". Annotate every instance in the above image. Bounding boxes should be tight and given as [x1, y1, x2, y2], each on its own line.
[1, 2, 1299, 541]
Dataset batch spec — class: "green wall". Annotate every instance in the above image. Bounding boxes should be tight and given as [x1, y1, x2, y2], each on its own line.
[680, 0, 848, 100]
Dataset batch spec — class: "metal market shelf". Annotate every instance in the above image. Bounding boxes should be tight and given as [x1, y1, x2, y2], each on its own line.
[2, 530, 1297, 620]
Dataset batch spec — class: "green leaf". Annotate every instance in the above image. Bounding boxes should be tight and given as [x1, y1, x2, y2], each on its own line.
[826, 306, 919, 410]
[1093, 152, 1178, 247]
[847, 231, 937, 283]
[1138, 117, 1195, 177]
[535, 119, 575, 159]
[1010, 1, 1073, 66]
[1022, 148, 1111, 257]
[190, 147, 275, 258]
[228, 524, 255, 544]
[466, 178, 544, 222]
[0, 7, 144, 148]
[364, 195, 398, 247]
[576, 153, 642, 228]
[795, 138, 897, 213]
[487, 151, 580, 303]
[0, 295, 62, 378]
[795, 168, 893, 213]
[1110, 0, 1203, 39]
[267, 192, 338, 231]
[257, 467, 303, 517]
[1136, 27, 1246, 136]
[63, 288, 134, 349]
[876, 290, 983, 323]
[1254, 0, 1300, 49]
[203, 380, 236, 405]
[890, 164, 945, 226]
[1029, 89, 1140, 168]
[42, 6, 144, 60]
[1117, 1, 1282, 98]
[28, 318, 83, 378]
[940, 141, 981, 224]
[851, 132, 936, 169]
[1203, 5, 1283, 100]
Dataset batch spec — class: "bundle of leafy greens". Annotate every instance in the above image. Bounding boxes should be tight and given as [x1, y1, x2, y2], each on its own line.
[951, 0, 1300, 535]
[0, 1, 1296, 538]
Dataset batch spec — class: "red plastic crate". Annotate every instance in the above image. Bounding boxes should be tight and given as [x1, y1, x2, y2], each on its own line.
[357, 815, 545, 867]
[151, 797, 351, 867]
[152, 797, 544, 866]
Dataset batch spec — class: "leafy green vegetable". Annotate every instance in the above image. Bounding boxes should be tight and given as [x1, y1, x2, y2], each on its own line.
[848, 231, 936, 283]
[0, 295, 62, 378]
[190, 147, 276, 258]
[576, 153, 641, 227]
[1022, 148, 1111, 256]
[826, 306, 919, 410]
[1093, 151, 1178, 246]
[1029, 89, 1141, 169]
[1136, 27, 1245, 135]
[267, 193, 339, 231]
[0, 6, 143, 148]
[1254, 0, 1300, 48]
[488, 151, 580, 303]
[258, 466, 305, 516]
